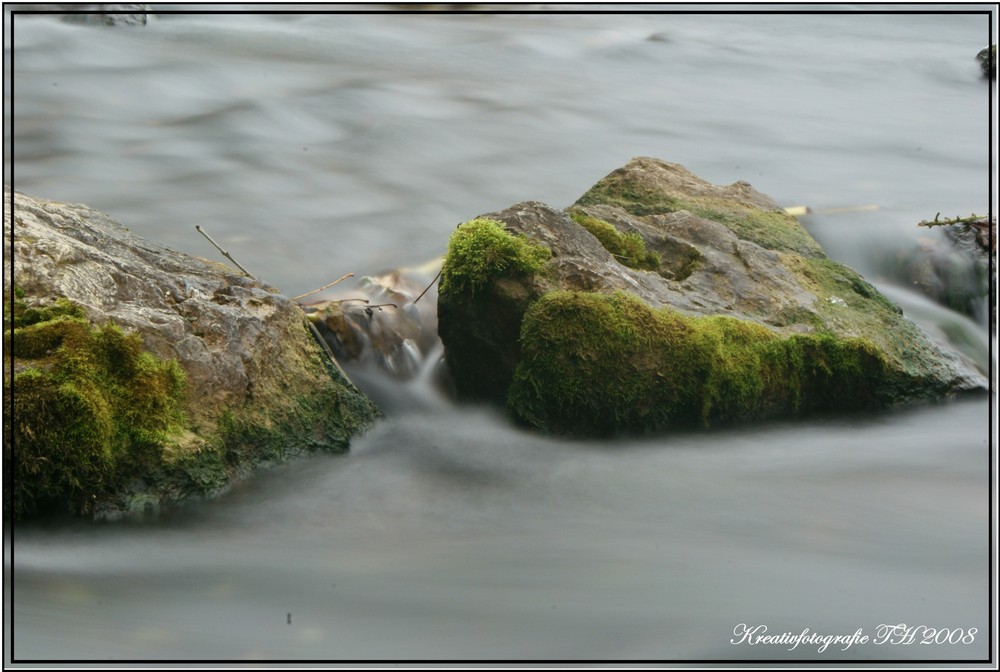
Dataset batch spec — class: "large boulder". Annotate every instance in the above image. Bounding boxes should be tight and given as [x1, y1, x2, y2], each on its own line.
[4, 190, 379, 518]
[437, 157, 987, 435]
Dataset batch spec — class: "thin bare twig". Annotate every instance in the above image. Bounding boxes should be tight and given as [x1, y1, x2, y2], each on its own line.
[195, 225, 255, 279]
[291, 273, 354, 301]
[412, 268, 442, 305]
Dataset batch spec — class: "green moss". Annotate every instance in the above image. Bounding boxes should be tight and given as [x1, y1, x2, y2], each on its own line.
[778, 254, 955, 401]
[170, 334, 377, 497]
[790, 256, 900, 314]
[507, 290, 890, 436]
[574, 175, 824, 257]
[569, 212, 662, 272]
[11, 296, 87, 328]
[172, 448, 229, 494]
[4, 298, 186, 518]
[574, 177, 684, 217]
[6, 315, 92, 359]
[439, 218, 551, 297]
[507, 291, 701, 434]
[685, 202, 824, 257]
[214, 385, 363, 467]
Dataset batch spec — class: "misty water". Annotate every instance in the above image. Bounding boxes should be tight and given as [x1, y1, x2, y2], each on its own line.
[5, 8, 994, 662]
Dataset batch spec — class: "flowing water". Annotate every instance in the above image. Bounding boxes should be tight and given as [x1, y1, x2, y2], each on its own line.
[5, 7, 996, 662]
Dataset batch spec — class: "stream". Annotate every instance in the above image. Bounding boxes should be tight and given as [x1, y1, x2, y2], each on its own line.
[5, 7, 994, 662]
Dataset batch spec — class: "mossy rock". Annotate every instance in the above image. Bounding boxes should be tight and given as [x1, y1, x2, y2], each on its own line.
[438, 217, 551, 401]
[574, 157, 826, 258]
[508, 291, 891, 435]
[6, 190, 380, 519]
[568, 212, 661, 272]
[436, 158, 986, 436]
[5, 297, 186, 517]
[438, 217, 550, 297]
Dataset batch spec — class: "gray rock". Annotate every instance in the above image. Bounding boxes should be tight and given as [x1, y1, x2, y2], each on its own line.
[4, 189, 379, 517]
[437, 157, 987, 435]
[12, 4, 152, 26]
[882, 232, 991, 325]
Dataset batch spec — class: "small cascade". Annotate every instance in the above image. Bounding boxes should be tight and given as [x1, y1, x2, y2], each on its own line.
[300, 258, 454, 411]
[875, 282, 992, 377]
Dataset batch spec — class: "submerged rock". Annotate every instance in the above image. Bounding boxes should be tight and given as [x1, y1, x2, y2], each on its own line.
[302, 260, 442, 381]
[4, 190, 379, 519]
[437, 157, 987, 436]
[883, 231, 991, 325]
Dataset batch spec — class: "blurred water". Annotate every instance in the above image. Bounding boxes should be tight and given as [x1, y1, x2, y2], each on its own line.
[7, 400, 992, 661]
[5, 7, 995, 663]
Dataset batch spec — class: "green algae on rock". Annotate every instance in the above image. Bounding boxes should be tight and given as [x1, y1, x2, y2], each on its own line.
[508, 291, 889, 435]
[438, 217, 551, 402]
[437, 158, 986, 436]
[4, 190, 379, 519]
[574, 158, 826, 257]
[568, 212, 661, 272]
[439, 217, 550, 297]
[5, 296, 186, 517]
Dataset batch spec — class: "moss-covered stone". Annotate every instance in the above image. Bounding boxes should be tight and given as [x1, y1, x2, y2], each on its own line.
[507, 290, 890, 435]
[436, 159, 985, 437]
[439, 217, 550, 297]
[4, 296, 186, 518]
[438, 218, 552, 402]
[574, 162, 825, 258]
[7, 189, 383, 519]
[569, 212, 661, 272]
[11, 296, 86, 329]
[4, 293, 379, 520]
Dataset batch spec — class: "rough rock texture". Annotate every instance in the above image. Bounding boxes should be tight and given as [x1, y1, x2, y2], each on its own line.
[437, 157, 987, 435]
[4, 190, 379, 518]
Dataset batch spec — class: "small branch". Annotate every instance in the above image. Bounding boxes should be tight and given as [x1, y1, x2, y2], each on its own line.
[918, 213, 990, 229]
[291, 273, 354, 301]
[412, 269, 442, 305]
[304, 318, 362, 393]
[195, 225, 256, 279]
[363, 303, 397, 318]
[918, 212, 995, 261]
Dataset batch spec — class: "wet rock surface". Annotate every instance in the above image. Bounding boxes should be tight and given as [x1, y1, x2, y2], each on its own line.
[437, 157, 987, 435]
[883, 228, 992, 325]
[303, 260, 442, 381]
[4, 190, 378, 518]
